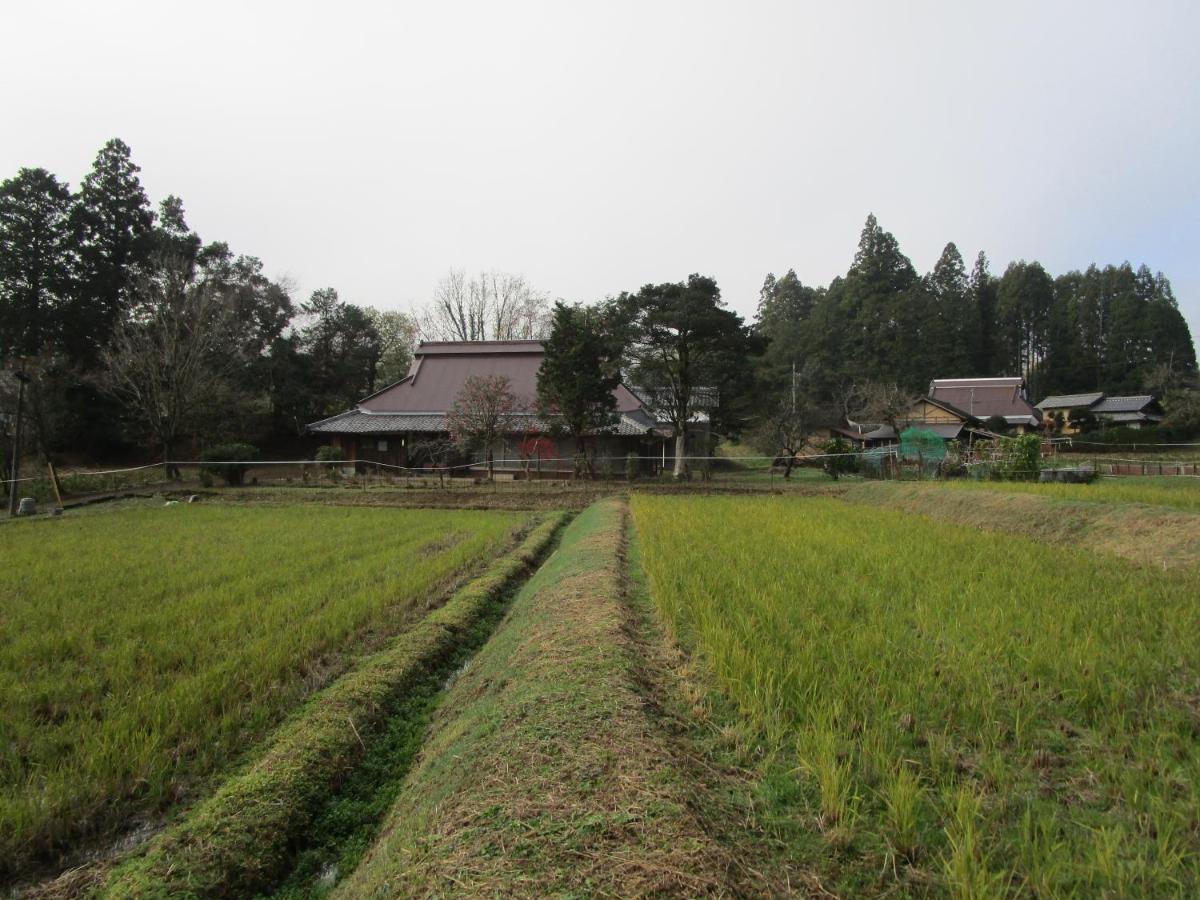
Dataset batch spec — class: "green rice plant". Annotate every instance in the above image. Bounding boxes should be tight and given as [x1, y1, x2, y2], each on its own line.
[942, 787, 1007, 899]
[630, 494, 1200, 895]
[881, 765, 925, 863]
[0, 504, 529, 879]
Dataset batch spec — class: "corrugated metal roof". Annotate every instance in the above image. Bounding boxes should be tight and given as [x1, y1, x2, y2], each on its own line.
[931, 377, 1024, 388]
[1037, 392, 1104, 409]
[361, 344, 544, 413]
[928, 377, 1040, 424]
[416, 340, 544, 355]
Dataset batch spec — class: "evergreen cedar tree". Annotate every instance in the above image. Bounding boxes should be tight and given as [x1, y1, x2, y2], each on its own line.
[2, 138, 1198, 465]
[617, 274, 761, 479]
[535, 301, 620, 470]
[0, 137, 414, 460]
[0, 168, 75, 360]
[754, 213, 1196, 401]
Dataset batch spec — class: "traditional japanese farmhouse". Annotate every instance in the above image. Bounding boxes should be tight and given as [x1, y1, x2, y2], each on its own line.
[927, 377, 1042, 432]
[1036, 392, 1165, 431]
[306, 340, 695, 476]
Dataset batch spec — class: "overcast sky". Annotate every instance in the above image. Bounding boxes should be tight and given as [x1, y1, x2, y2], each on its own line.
[4, 1, 1198, 343]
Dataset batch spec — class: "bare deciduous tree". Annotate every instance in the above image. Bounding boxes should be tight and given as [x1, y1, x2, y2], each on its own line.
[419, 269, 550, 342]
[446, 374, 518, 481]
[749, 393, 825, 479]
[855, 380, 922, 475]
[101, 253, 237, 478]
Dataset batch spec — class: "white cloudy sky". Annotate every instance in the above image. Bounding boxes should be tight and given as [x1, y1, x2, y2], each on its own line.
[4, 1, 1198, 341]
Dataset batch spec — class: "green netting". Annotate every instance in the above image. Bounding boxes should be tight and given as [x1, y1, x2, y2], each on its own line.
[899, 427, 947, 463]
[860, 446, 892, 476]
[899, 427, 946, 477]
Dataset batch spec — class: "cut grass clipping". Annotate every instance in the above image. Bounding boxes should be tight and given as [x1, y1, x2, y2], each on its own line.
[337, 498, 736, 897]
[631, 494, 1200, 897]
[99, 511, 565, 898]
[0, 505, 530, 881]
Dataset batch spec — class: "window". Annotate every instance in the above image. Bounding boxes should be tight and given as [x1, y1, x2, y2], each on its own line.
[377, 439, 388, 451]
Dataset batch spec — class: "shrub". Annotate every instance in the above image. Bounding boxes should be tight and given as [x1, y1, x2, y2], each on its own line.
[199, 443, 258, 486]
[994, 434, 1041, 481]
[821, 438, 857, 480]
[315, 445, 344, 482]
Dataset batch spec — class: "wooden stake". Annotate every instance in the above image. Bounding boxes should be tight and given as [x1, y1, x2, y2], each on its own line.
[47, 461, 64, 508]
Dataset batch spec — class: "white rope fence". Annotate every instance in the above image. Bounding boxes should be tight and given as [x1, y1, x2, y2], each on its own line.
[7, 444, 1200, 492]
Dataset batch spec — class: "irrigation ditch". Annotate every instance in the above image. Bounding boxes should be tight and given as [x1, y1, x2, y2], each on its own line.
[25, 512, 568, 900]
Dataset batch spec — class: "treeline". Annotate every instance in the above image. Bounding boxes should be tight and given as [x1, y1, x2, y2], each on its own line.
[0, 139, 416, 462]
[755, 214, 1197, 401]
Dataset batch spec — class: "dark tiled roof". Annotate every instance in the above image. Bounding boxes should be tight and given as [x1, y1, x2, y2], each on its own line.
[628, 385, 719, 409]
[1037, 392, 1105, 409]
[861, 423, 965, 441]
[1092, 395, 1158, 414]
[1101, 411, 1163, 423]
[308, 410, 655, 437]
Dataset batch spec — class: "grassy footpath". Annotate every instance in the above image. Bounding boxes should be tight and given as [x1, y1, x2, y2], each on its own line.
[95, 513, 566, 899]
[632, 494, 1200, 896]
[1, 505, 526, 882]
[842, 480, 1200, 568]
[335, 499, 740, 897]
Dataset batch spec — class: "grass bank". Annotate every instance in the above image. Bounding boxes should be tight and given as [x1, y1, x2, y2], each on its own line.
[632, 494, 1200, 896]
[0, 505, 528, 883]
[940, 475, 1200, 512]
[92, 512, 564, 898]
[336, 499, 740, 897]
[842, 480, 1200, 569]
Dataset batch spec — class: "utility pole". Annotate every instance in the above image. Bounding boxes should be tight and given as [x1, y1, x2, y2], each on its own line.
[7, 369, 31, 517]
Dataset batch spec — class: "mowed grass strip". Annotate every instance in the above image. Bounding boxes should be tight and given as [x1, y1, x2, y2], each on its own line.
[336, 499, 737, 898]
[0, 504, 528, 879]
[100, 512, 565, 899]
[631, 494, 1200, 897]
[940, 473, 1200, 511]
[842, 480, 1200, 569]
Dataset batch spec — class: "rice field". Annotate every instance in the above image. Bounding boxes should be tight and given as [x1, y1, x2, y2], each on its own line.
[631, 494, 1200, 896]
[944, 475, 1200, 511]
[0, 503, 528, 877]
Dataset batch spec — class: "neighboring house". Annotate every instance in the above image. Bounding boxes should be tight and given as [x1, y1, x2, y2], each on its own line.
[306, 340, 695, 476]
[1037, 392, 1164, 431]
[850, 396, 995, 447]
[927, 377, 1042, 432]
[1035, 392, 1106, 432]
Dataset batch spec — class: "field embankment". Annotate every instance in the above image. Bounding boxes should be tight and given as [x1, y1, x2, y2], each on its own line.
[93, 512, 565, 898]
[632, 494, 1200, 896]
[0, 505, 529, 888]
[842, 480, 1200, 568]
[336, 499, 742, 897]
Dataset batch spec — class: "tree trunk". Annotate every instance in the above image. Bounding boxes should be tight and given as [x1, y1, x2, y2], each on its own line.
[672, 429, 687, 480]
[783, 447, 795, 479]
[486, 447, 494, 482]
